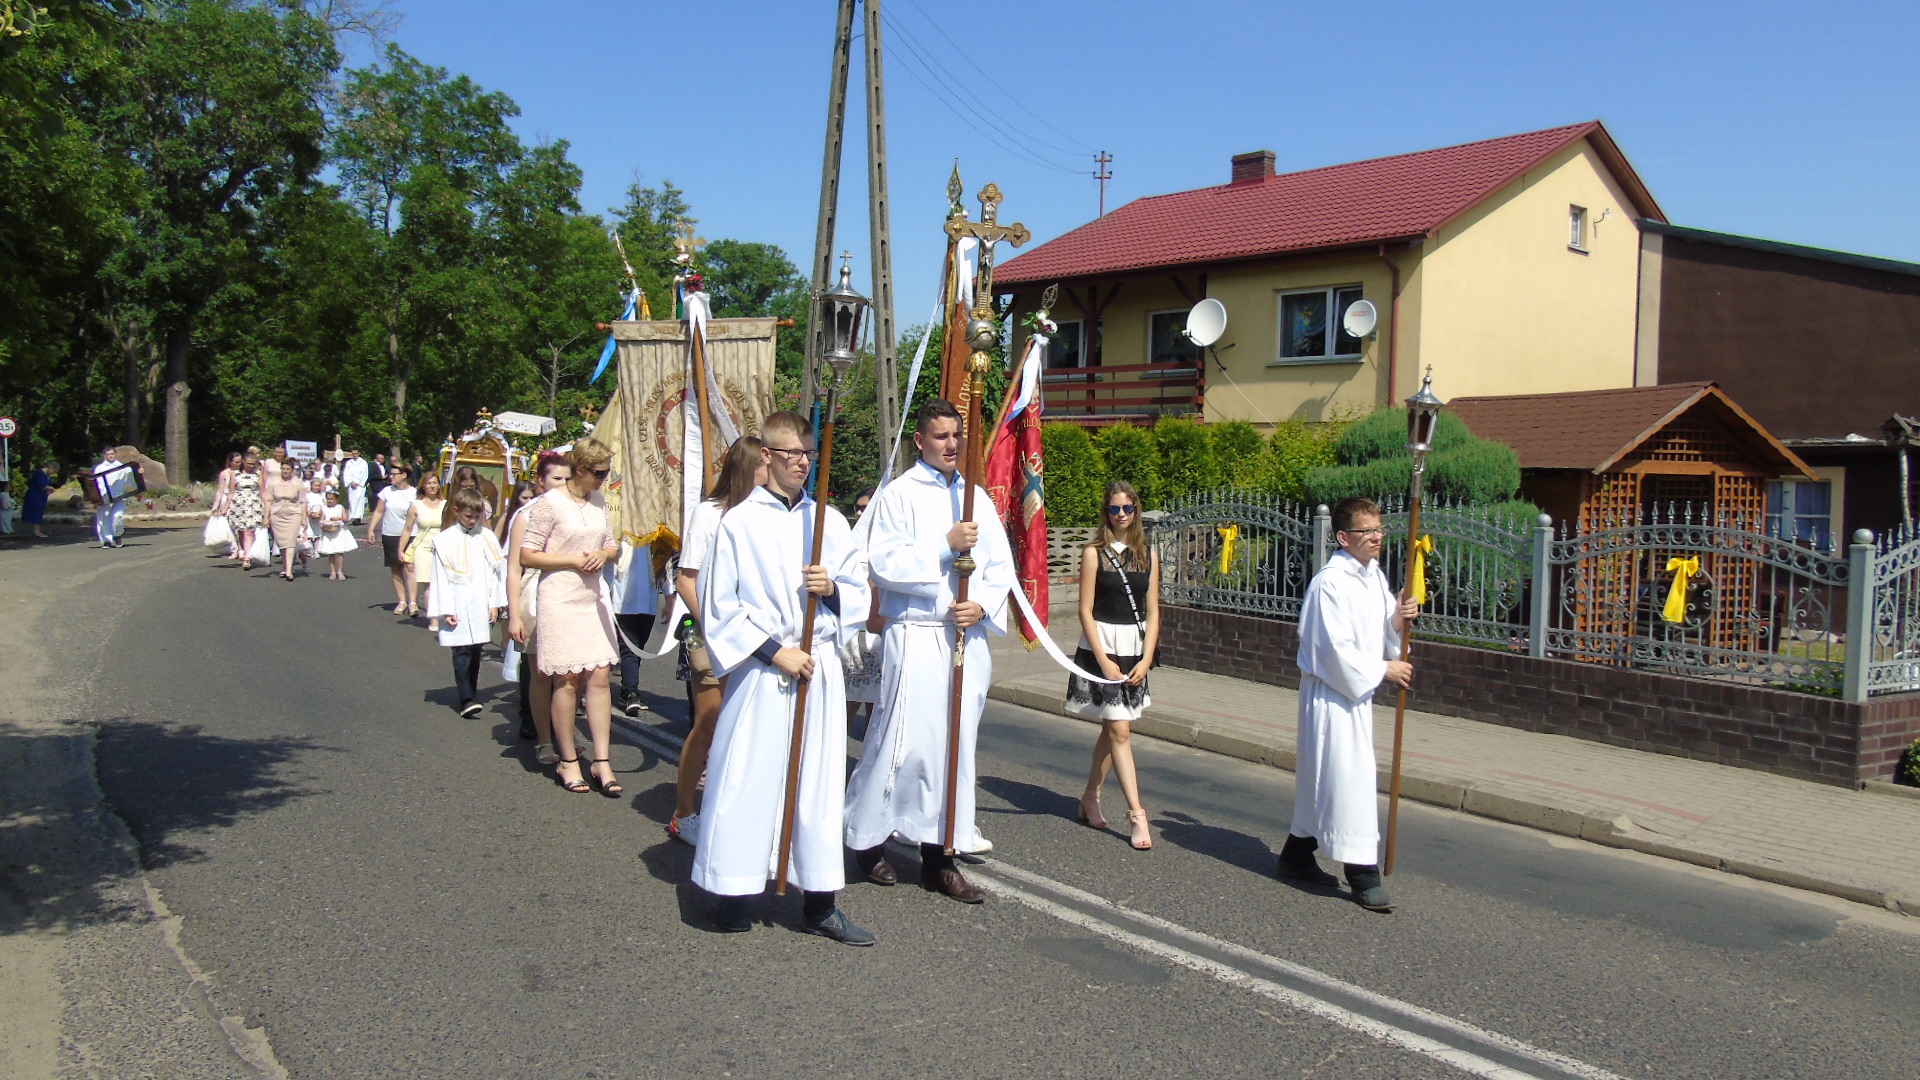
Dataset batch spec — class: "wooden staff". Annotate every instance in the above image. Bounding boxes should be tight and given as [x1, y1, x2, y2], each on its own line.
[1384, 471, 1426, 877]
[774, 378, 846, 896]
[942, 355, 987, 855]
[687, 304, 718, 499]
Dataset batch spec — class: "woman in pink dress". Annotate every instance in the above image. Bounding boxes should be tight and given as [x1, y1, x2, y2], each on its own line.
[519, 439, 622, 796]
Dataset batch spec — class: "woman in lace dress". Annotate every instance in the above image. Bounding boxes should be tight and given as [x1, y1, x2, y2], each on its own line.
[519, 439, 622, 796]
[228, 455, 266, 569]
[1065, 481, 1161, 851]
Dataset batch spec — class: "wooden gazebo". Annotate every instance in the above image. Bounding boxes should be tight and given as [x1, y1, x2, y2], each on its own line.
[1449, 382, 1815, 656]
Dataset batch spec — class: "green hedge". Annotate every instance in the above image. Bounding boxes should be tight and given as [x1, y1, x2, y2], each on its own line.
[1265, 419, 1344, 502]
[1041, 423, 1105, 528]
[1306, 408, 1524, 507]
[1097, 423, 1160, 507]
[1154, 415, 1217, 501]
[1209, 420, 1268, 488]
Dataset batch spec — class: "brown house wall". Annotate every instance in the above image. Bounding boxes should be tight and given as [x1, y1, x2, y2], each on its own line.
[1159, 604, 1920, 787]
[1656, 236, 1920, 441]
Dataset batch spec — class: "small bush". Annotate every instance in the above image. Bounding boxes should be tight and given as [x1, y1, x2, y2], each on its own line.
[1154, 416, 1216, 502]
[1209, 420, 1268, 488]
[1427, 440, 1522, 504]
[1304, 455, 1413, 506]
[1333, 409, 1475, 466]
[1096, 423, 1160, 507]
[1899, 739, 1920, 787]
[1041, 423, 1105, 528]
[1265, 419, 1342, 503]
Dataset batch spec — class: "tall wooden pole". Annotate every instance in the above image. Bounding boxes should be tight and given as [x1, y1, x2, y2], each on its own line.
[687, 302, 718, 497]
[863, 0, 900, 477]
[774, 379, 844, 895]
[1384, 482, 1421, 877]
[804, 0, 856, 403]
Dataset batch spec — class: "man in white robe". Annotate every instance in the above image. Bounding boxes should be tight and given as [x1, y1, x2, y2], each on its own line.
[92, 448, 132, 548]
[692, 411, 874, 945]
[342, 451, 369, 523]
[1282, 496, 1417, 912]
[844, 398, 1015, 904]
[428, 487, 507, 717]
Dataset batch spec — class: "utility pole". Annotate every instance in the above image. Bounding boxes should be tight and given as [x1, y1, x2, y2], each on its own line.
[804, 0, 857, 403]
[864, 0, 900, 477]
[1095, 150, 1113, 217]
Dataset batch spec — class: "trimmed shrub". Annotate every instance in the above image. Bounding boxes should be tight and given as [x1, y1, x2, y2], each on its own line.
[1265, 419, 1342, 503]
[1304, 455, 1413, 506]
[1308, 408, 1524, 507]
[1154, 416, 1217, 501]
[1209, 420, 1268, 488]
[1041, 422, 1105, 528]
[1096, 423, 1160, 507]
[1332, 408, 1476, 466]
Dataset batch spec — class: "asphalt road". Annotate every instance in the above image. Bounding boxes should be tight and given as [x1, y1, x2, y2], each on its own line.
[51, 530, 1920, 1078]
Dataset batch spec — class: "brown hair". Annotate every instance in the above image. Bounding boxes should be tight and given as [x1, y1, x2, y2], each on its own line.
[451, 485, 488, 516]
[1087, 480, 1149, 571]
[713, 436, 764, 511]
[453, 465, 479, 488]
[496, 480, 540, 540]
[915, 397, 961, 433]
[535, 451, 569, 481]
[1332, 496, 1381, 533]
[568, 437, 614, 473]
[417, 472, 442, 498]
[762, 410, 813, 443]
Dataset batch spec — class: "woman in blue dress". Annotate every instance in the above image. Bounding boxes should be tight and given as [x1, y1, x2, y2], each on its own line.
[22, 465, 53, 539]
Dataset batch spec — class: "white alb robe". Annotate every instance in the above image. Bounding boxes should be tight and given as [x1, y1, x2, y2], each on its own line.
[692, 486, 870, 896]
[428, 524, 507, 647]
[342, 457, 369, 521]
[92, 460, 127, 543]
[843, 460, 1015, 853]
[1292, 549, 1403, 865]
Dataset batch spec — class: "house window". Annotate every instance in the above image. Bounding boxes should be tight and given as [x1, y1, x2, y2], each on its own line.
[1148, 310, 1198, 366]
[1569, 205, 1588, 251]
[1766, 479, 1834, 553]
[1277, 286, 1365, 362]
[1045, 319, 1084, 368]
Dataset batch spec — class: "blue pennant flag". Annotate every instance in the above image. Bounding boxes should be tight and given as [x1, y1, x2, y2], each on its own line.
[589, 290, 640, 384]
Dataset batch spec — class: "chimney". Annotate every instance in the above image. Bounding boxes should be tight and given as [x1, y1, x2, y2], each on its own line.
[1231, 150, 1275, 184]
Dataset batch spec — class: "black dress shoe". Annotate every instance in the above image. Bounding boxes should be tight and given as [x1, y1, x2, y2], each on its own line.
[1344, 865, 1395, 912]
[921, 866, 985, 904]
[855, 846, 897, 886]
[1277, 855, 1341, 888]
[716, 898, 752, 933]
[802, 909, 876, 946]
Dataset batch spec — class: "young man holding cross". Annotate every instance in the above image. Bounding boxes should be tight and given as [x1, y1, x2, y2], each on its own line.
[1281, 496, 1418, 912]
[844, 398, 1016, 903]
[691, 411, 874, 944]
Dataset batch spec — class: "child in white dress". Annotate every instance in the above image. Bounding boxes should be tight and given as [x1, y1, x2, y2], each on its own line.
[429, 486, 507, 717]
[313, 489, 357, 579]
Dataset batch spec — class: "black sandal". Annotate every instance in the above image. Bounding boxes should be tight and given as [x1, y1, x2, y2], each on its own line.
[555, 755, 590, 793]
[589, 758, 623, 798]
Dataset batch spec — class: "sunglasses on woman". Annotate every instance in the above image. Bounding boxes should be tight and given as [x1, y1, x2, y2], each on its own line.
[1107, 504, 1136, 516]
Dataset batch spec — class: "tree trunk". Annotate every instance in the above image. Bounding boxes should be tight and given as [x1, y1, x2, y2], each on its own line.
[547, 344, 560, 416]
[388, 328, 406, 462]
[165, 324, 192, 486]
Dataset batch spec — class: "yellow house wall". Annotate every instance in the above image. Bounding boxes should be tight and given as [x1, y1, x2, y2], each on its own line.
[1414, 140, 1642, 401]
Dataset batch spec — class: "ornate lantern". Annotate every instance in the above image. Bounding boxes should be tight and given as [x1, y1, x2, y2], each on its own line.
[819, 252, 870, 383]
[1405, 367, 1444, 459]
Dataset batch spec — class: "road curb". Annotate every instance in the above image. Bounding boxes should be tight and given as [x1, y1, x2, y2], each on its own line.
[988, 676, 1912, 916]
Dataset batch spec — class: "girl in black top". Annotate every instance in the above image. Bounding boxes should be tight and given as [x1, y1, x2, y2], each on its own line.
[1067, 481, 1160, 850]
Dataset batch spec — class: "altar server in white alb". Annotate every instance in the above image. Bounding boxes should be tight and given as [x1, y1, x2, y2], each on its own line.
[342, 449, 370, 524]
[691, 411, 874, 946]
[1280, 496, 1417, 912]
[92, 447, 133, 548]
[844, 398, 1014, 905]
[429, 486, 507, 718]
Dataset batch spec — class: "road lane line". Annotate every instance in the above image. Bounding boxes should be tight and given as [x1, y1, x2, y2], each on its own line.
[975, 862, 1633, 1080]
[606, 714, 1633, 1080]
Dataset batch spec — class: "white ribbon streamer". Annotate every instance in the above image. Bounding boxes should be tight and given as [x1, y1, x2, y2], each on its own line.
[1007, 585, 1126, 685]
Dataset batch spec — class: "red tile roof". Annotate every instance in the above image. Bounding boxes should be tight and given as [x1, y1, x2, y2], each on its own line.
[997, 121, 1662, 287]
[1447, 383, 1810, 477]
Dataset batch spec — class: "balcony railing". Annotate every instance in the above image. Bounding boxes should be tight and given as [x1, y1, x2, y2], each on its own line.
[1041, 361, 1203, 422]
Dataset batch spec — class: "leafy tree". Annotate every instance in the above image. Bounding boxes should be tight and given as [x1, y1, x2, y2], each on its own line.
[1096, 423, 1159, 508]
[1154, 415, 1216, 501]
[103, 0, 339, 482]
[1041, 423, 1104, 528]
[702, 238, 809, 379]
[1304, 409, 1524, 507]
[611, 178, 692, 318]
[1208, 420, 1268, 490]
[1265, 418, 1344, 503]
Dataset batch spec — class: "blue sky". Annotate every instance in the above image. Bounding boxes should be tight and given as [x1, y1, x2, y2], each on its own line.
[347, 0, 1920, 328]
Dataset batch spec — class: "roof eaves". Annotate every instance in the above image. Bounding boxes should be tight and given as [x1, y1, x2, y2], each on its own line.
[1592, 384, 1714, 473]
[1644, 221, 1920, 279]
[996, 234, 1428, 290]
[1422, 122, 1599, 240]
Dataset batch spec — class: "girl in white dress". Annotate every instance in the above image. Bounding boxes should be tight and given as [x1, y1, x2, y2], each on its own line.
[313, 489, 356, 579]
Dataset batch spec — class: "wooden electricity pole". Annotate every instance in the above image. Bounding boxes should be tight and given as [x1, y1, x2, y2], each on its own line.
[806, 0, 900, 470]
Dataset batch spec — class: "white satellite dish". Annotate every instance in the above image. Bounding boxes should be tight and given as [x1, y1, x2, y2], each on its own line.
[1184, 297, 1228, 347]
[1341, 299, 1378, 340]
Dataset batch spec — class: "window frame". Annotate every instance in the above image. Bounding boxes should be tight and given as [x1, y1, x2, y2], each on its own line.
[1569, 204, 1589, 253]
[1765, 477, 1837, 554]
[1043, 318, 1086, 370]
[1145, 308, 1199, 367]
[1270, 284, 1367, 367]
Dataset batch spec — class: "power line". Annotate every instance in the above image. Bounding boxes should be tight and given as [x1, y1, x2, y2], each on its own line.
[877, 9, 1089, 175]
[899, 0, 1099, 157]
[877, 14, 1086, 176]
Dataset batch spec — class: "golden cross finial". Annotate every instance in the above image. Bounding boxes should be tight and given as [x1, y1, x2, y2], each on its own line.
[978, 182, 1003, 227]
[673, 219, 706, 261]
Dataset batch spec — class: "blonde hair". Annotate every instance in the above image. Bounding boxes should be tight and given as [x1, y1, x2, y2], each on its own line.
[568, 437, 614, 473]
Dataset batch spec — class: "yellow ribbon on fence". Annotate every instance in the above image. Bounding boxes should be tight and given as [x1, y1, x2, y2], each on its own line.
[1409, 534, 1434, 605]
[1663, 556, 1700, 624]
[1217, 523, 1240, 575]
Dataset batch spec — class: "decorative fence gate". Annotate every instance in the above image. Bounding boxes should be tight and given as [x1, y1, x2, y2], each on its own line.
[1149, 490, 1920, 702]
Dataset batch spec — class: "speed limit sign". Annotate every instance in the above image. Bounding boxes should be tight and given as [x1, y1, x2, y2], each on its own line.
[0, 416, 16, 438]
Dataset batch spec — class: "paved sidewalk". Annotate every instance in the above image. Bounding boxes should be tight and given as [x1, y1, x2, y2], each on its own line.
[989, 599, 1920, 915]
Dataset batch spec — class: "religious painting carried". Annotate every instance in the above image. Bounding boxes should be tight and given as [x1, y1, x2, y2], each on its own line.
[84, 462, 145, 504]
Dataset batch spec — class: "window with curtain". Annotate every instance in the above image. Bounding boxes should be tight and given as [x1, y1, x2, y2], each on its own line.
[1278, 285, 1365, 361]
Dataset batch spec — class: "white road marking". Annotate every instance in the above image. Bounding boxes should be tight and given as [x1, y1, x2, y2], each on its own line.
[608, 715, 1634, 1080]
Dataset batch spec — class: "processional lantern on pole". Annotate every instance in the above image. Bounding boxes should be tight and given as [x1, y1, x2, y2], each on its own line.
[1385, 366, 1444, 877]
[774, 253, 869, 897]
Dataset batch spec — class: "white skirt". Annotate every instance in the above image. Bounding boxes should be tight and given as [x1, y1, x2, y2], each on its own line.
[314, 525, 357, 555]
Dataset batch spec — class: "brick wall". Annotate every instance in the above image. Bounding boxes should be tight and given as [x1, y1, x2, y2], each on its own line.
[1159, 604, 1920, 787]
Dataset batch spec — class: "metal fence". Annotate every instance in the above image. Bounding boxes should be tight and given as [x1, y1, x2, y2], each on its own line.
[1144, 490, 1920, 701]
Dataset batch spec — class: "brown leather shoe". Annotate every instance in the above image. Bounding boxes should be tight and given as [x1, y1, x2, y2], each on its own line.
[855, 846, 897, 887]
[921, 866, 985, 904]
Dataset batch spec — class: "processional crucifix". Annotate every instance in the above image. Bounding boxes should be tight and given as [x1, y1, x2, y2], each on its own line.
[938, 175, 1029, 854]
